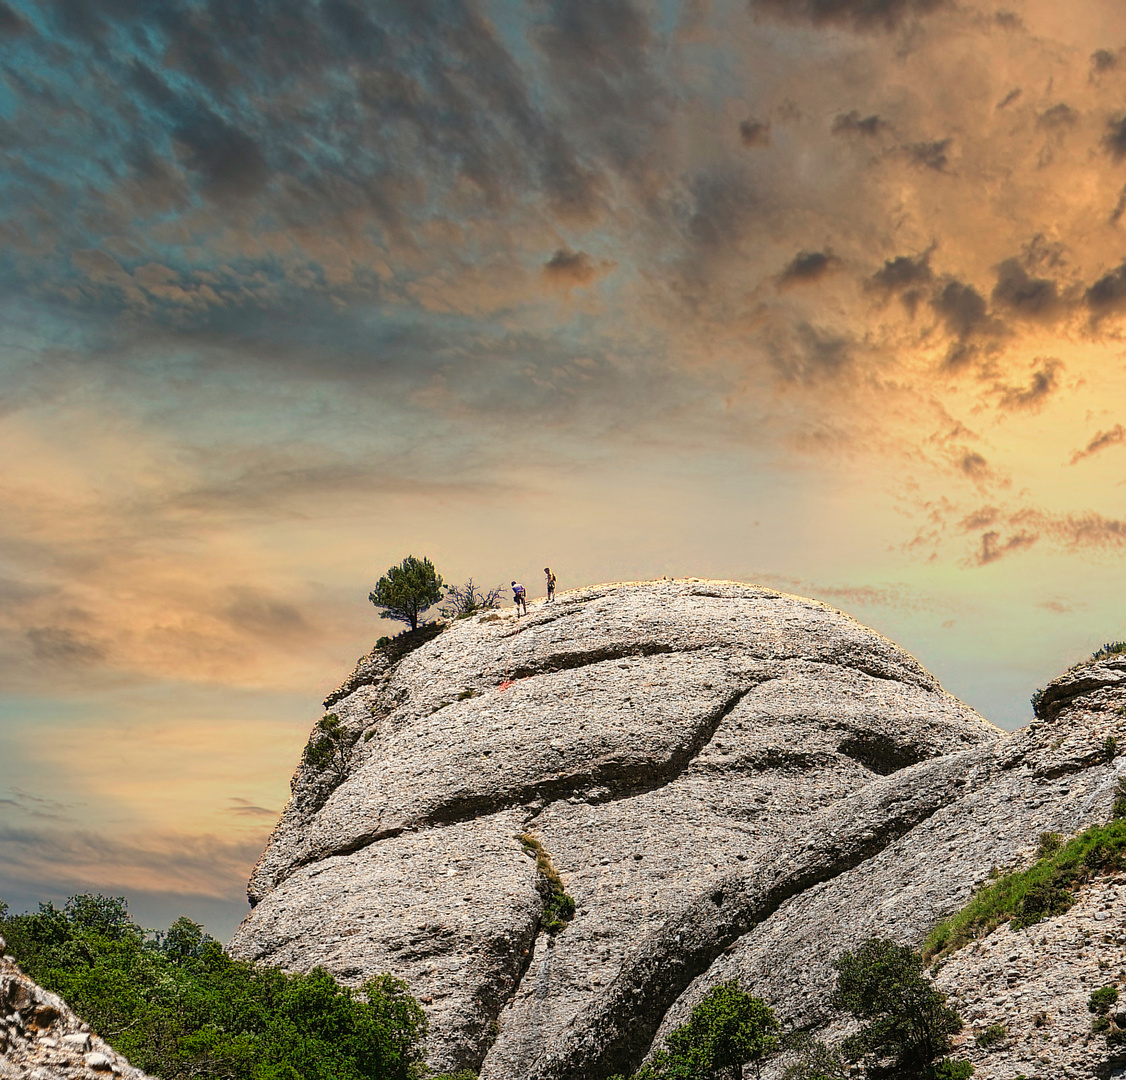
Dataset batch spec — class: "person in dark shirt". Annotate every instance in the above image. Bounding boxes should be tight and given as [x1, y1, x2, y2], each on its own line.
[544, 567, 556, 602]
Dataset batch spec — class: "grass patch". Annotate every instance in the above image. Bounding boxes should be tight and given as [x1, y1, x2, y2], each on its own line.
[517, 833, 576, 936]
[924, 819, 1126, 961]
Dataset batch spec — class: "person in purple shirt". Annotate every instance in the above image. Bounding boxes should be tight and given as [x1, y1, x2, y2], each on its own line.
[511, 580, 528, 615]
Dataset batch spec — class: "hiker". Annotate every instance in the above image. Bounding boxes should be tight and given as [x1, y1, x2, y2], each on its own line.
[544, 567, 556, 602]
[511, 580, 528, 616]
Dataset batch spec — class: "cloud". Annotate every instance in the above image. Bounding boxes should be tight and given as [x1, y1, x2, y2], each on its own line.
[1104, 116, 1126, 161]
[1037, 598, 1089, 614]
[901, 138, 952, 172]
[0, 823, 265, 901]
[1086, 261, 1126, 318]
[1070, 424, 1126, 465]
[26, 627, 106, 665]
[777, 250, 840, 288]
[866, 251, 933, 314]
[739, 118, 771, 147]
[832, 111, 889, 137]
[990, 259, 1062, 321]
[753, 0, 947, 33]
[0, 1, 27, 35]
[976, 529, 1038, 565]
[542, 248, 614, 289]
[996, 88, 1022, 110]
[1038, 103, 1077, 129]
[930, 279, 994, 343]
[225, 798, 278, 818]
[1092, 49, 1119, 75]
[995, 357, 1062, 411]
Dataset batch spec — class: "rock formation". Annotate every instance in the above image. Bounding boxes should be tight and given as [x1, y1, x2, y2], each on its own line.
[0, 936, 155, 1079]
[229, 579, 1003, 1075]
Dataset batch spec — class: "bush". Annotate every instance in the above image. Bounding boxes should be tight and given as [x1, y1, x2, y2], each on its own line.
[925, 820, 1126, 960]
[1091, 642, 1126, 663]
[517, 834, 576, 936]
[781, 1036, 849, 1079]
[1089, 985, 1119, 1015]
[618, 981, 779, 1080]
[0, 893, 430, 1080]
[369, 555, 445, 631]
[974, 1023, 1007, 1048]
[439, 579, 503, 619]
[303, 713, 351, 780]
[834, 939, 967, 1080]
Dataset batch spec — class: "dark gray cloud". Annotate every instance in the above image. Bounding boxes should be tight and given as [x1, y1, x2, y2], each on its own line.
[996, 88, 1022, 110]
[1104, 116, 1126, 160]
[1085, 260, 1126, 318]
[832, 111, 888, 136]
[990, 258, 1062, 321]
[753, 0, 946, 33]
[739, 119, 771, 147]
[902, 138, 952, 171]
[777, 249, 840, 288]
[1092, 49, 1119, 74]
[867, 251, 933, 309]
[172, 113, 270, 203]
[543, 248, 605, 288]
[0, 1, 27, 35]
[930, 279, 991, 339]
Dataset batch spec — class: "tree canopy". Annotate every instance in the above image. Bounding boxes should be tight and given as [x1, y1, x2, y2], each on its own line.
[0, 893, 431, 1080]
[368, 555, 445, 631]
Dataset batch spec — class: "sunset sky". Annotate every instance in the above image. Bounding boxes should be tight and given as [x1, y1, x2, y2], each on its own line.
[5, 0, 1126, 940]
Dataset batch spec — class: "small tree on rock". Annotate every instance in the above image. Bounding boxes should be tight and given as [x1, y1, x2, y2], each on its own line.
[834, 938, 970, 1080]
[369, 555, 445, 631]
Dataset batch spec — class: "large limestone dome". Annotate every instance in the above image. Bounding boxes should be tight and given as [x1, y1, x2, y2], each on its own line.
[233, 579, 1099, 1079]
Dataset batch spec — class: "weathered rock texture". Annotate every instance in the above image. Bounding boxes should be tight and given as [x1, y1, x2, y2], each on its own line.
[230, 579, 1003, 1075]
[0, 937, 156, 1079]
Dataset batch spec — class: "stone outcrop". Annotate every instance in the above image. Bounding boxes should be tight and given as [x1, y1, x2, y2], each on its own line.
[229, 579, 1001, 1075]
[0, 938, 156, 1079]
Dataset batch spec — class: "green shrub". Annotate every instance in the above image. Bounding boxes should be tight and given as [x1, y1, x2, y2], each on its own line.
[0, 894, 429, 1080]
[303, 713, 350, 778]
[626, 981, 779, 1080]
[925, 820, 1126, 960]
[973, 1023, 1006, 1048]
[834, 939, 968, 1080]
[1089, 985, 1119, 1015]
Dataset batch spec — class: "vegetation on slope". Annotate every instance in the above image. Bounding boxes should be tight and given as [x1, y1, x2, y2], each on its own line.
[0, 893, 464, 1080]
[924, 814, 1126, 962]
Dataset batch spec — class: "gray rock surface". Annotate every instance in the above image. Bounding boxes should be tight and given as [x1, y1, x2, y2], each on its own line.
[230, 579, 999, 1074]
[0, 938, 155, 1079]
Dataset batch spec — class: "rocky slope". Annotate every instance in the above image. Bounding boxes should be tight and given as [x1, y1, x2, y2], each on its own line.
[0, 936, 155, 1079]
[229, 579, 1001, 1075]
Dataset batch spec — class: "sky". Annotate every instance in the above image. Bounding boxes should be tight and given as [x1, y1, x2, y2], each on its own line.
[4, 0, 1126, 941]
